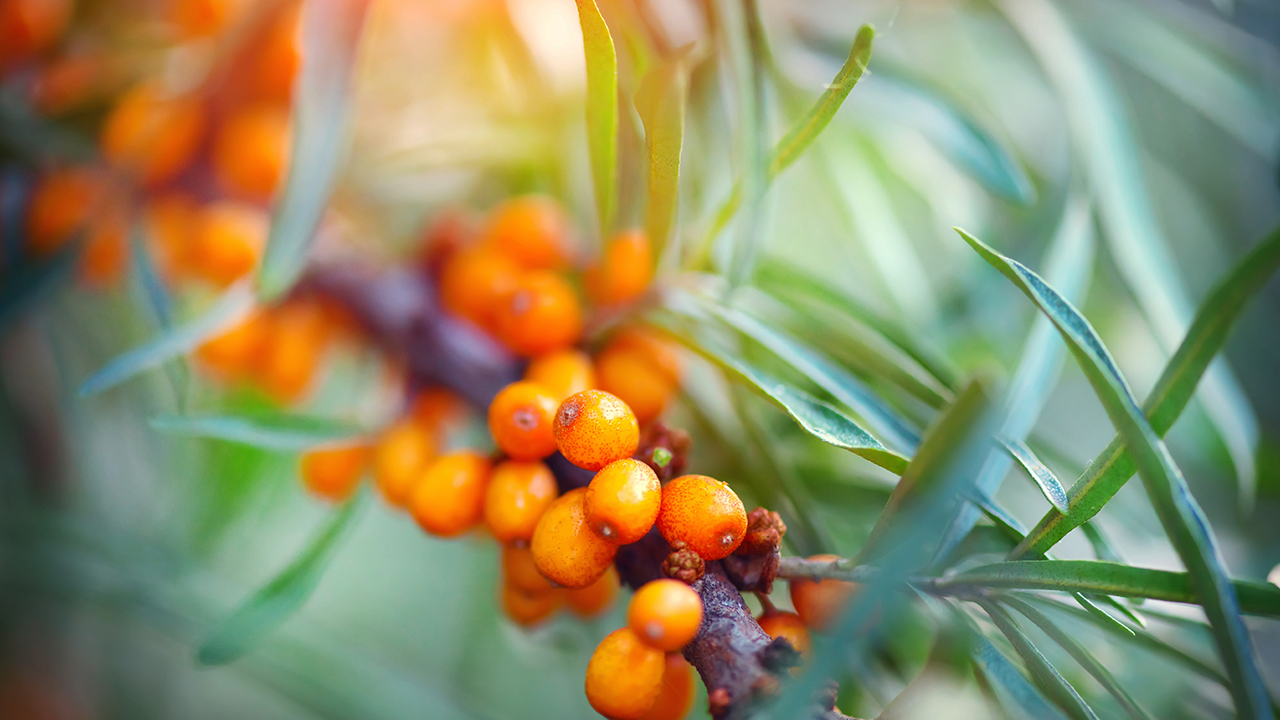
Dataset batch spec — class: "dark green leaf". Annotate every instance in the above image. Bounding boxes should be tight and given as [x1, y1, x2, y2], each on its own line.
[257, 0, 371, 301]
[150, 412, 367, 451]
[1002, 438, 1069, 513]
[0, 243, 78, 335]
[575, 0, 618, 236]
[978, 599, 1099, 720]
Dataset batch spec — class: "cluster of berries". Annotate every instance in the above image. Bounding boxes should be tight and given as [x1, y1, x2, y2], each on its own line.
[5, 0, 297, 290]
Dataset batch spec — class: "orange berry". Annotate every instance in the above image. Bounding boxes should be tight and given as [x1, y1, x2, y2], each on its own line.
[191, 201, 267, 287]
[640, 654, 695, 720]
[585, 458, 660, 545]
[438, 244, 520, 329]
[0, 0, 71, 61]
[100, 82, 205, 185]
[596, 328, 681, 424]
[493, 271, 582, 357]
[25, 167, 103, 256]
[78, 205, 128, 288]
[585, 627, 665, 720]
[30, 53, 101, 114]
[502, 543, 555, 594]
[627, 579, 702, 652]
[531, 488, 617, 589]
[523, 349, 595, 403]
[213, 103, 290, 200]
[251, 3, 300, 102]
[144, 193, 198, 280]
[553, 390, 639, 472]
[409, 450, 491, 537]
[484, 460, 558, 543]
[409, 386, 469, 436]
[299, 444, 369, 502]
[488, 381, 558, 461]
[657, 475, 746, 561]
[196, 309, 271, 380]
[501, 580, 562, 627]
[789, 554, 857, 632]
[480, 196, 571, 271]
[257, 300, 330, 403]
[169, 0, 239, 38]
[587, 229, 652, 307]
[565, 565, 618, 618]
[756, 610, 811, 658]
[373, 416, 436, 506]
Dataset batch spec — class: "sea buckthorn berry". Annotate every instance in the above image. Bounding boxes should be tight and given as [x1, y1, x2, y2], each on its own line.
[26, 167, 103, 256]
[169, 0, 239, 38]
[31, 53, 101, 115]
[409, 387, 469, 437]
[191, 201, 267, 287]
[493, 271, 583, 357]
[252, 4, 301, 102]
[409, 451, 491, 537]
[144, 193, 199, 280]
[484, 460, 558, 544]
[531, 488, 617, 589]
[523, 349, 595, 403]
[100, 82, 205, 185]
[197, 310, 272, 380]
[503, 544, 555, 595]
[438, 245, 520, 329]
[586, 230, 652, 307]
[299, 444, 370, 502]
[257, 300, 330, 402]
[373, 417, 436, 506]
[585, 458, 660, 545]
[78, 206, 128, 288]
[501, 580, 562, 627]
[566, 565, 618, 618]
[657, 475, 747, 561]
[585, 628, 665, 720]
[0, 0, 71, 60]
[596, 328, 681, 425]
[627, 579, 703, 652]
[640, 654, 695, 720]
[553, 390, 639, 472]
[789, 554, 857, 632]
[213, 103, 290, 200]
[756, 610, 811, 659]
[488, 381, 558, 461]
[480, 196, 571, 271]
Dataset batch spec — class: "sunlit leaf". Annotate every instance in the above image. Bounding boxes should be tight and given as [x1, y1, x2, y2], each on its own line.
[575, 0, 618, 236]
[150, 412, 367, 452]
[635, 47, 692, 259]
[1002, 437, 1069, 513]
[978, 599, 1099, 720]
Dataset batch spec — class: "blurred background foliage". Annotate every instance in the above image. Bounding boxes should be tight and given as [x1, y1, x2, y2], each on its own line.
[2, 0, 1280, 718]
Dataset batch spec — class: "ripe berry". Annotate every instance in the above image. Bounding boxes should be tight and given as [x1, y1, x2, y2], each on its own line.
[502, 544, 555, 594]
[484, 460, 558, 544]
[144, 193, 199, 280]
[197, 310, 272, 380]
[299, 444, 370, 502]
[627, 579, 703, 652]
[438, 244, 520, 330]
[789, 554, 857, 632]
[586, 229, 652, 307]
[409, 451, 491, 538]
[554, 390, 639, 472]
[493, 271, 582, 357]
[657, 475, 747, 561]
[409, 387, 469, 436]
[524, 349, 596, 403]
[191, 201, 267, 287]
[488, 381, 558, 461]
[30, 53, 101, 114]
[756, 610, 811, 659]
[169, 0, 238, 38]
[257, 300, 330, 402]
[373, 416, 436, 506]
[585, 628, 665, 720]
[584, 458, 660, 545]
[501, 580, 562, 627]
[480, 196, 571, 271]
[25, 167, 103, 256]
[596, 328, 681, 425]
[531, 488, 617, 589]
[566, 565, 619, 618]
[100, 82, 205, 185]
[213, 103, 290, 200]
[78, 206, 128, 288]
[0, 0, 71, 61]
[640, 654, 695, 720]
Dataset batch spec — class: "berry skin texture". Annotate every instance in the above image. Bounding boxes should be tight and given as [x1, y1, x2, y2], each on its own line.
[640, 654, 695, 720]
[213, 103, 290, 200]
[488, 381, 558, 461]
[586, 229, 652, 307]
[627, 579, 703, 652]
[373, 417, 436, 506]
[100, 82, 206, 185]
[531, 488, 617, 589]
[756, 610, 812, 659]
[789, 554, 858, 632]
[585, 458, 660, 545]
[502, 544, 555, 594]
[501, 580, 562, 627]
[437, 244, 520, 330]
[585, 628, 665, 720]
[481, 195, 571, 271]
[299, 444, 370, 502]
[566, 565, 619, 618]
[493, 271, 583, 357]
[657, 475, 747, 561]
[409, 451, 491, 538]
[484, 460, 558, 544]
[524, 349, 596, 403]
[554, 390, 639, 472]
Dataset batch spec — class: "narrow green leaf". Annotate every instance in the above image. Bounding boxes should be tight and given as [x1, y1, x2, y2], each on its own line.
[150, 412, 367, 452]
[0, 243, 78, 334]
[960, 227, 1274, 719]
[943, 561, 1280, 617]
[575, 0, 618, 236]
[1016, 224, 1280, 557]
[1080, 521, 1122, 563]
[960, 612, 1070, 720]
[257, 0, 370, 301]
[1004, 597, 1154, 720]
[1002, 438, 1069, 513]
[978, 599, 1099, 720]
[724, 0, 770, 290]
[1071, 593, 1135, 638]
[79, 282, 256, 396]
[635, 47, 692, 259]
[197, 493, 365, 665]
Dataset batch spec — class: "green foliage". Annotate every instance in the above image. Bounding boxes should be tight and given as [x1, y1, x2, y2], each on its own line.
[575, 0, 619, 237]
[149, 412, 368, 451]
